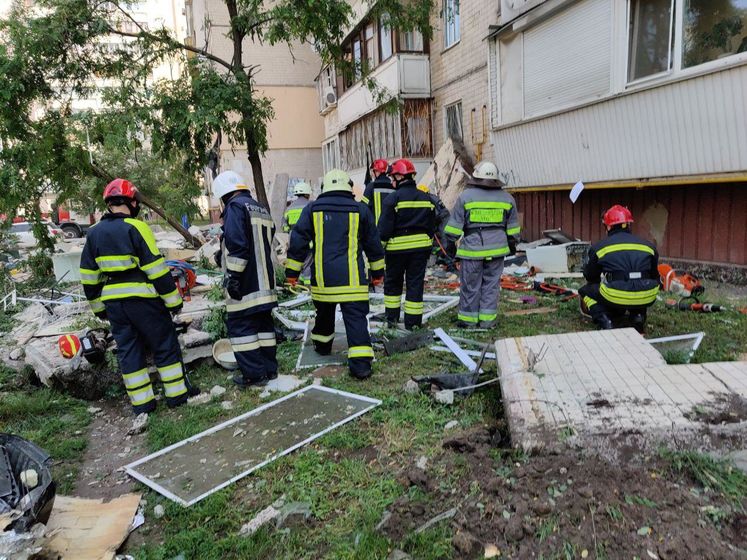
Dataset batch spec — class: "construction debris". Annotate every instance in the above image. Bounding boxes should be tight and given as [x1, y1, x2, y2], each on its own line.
[125, 385, 381, 505]
[433, 328, 482, 372]
[496, 328, 747, 456]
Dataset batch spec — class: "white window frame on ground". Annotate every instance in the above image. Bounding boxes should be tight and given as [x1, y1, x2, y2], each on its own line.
[445, 101, 463, 142]
[443, 0, 460, 49]
[626, 0, 747, 88]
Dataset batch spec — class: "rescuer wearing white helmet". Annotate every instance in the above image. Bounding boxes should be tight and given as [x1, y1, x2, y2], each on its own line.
[282, 181, 314, 284]
[213, 171, 279, 388]
[443, 161, 521, 328]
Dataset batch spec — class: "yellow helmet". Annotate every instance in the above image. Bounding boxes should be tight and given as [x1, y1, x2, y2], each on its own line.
[322, 169, 353, 193]
[417, 184, 430, 193]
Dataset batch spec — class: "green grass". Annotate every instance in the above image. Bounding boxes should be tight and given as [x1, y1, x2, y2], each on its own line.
[660, 449, 747, 505]
[0, 365, 91, 493]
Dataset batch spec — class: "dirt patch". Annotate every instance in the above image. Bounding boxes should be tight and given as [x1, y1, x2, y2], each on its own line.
[687, 395, 747, 425]
[73, 399, 147, 500]
[379, 425, 747, 559]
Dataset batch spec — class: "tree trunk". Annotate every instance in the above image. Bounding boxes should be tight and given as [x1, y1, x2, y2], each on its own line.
[247, 148, 268, 208]
[137, 192, 203, 248]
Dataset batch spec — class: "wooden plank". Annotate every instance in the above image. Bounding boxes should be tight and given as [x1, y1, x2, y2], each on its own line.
[504, 306, 558, 317]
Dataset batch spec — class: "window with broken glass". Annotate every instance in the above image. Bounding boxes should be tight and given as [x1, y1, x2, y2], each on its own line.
[445, 102, 463, 142]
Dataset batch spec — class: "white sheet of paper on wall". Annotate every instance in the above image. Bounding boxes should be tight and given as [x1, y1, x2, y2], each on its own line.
[569, 181, 585, 203]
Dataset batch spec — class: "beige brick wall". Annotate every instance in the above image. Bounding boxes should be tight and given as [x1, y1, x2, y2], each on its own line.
[429, 0, 500, 163]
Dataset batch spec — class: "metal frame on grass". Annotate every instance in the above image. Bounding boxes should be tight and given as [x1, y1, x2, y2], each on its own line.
[124, 385, 381, 506]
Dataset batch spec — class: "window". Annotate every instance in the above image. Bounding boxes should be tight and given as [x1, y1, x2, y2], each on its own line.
[379, 13, 393, 61]
[364, 24, 377, 70]
[323, 140, 339, 173]
[443, 0, 460, 48]
[628, 0, 675, 81]
[352, 37, 362, 80]
[682, 0, 747, 68]
[445, 102, 463, 142]
[399, 30, 424, 52]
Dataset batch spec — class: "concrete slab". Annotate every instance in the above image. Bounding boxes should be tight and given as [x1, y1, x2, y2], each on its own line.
[496, 328, 747, 457]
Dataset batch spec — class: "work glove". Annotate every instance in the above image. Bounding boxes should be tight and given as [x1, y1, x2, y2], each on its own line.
[371, 276, 384, 287]
[94, 311, 107, 321]
[170, 304, 183, 316]
[508, 237, 517, 256]
[213, 250, 222, 268]
[286, 276, 298, 287]
[224, 274, 242, 300]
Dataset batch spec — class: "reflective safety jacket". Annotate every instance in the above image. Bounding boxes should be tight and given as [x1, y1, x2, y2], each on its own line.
[219, 191, 278, 315]
[286, 191, 385, 303]
[361, 175, 395, 225]
[282, 196, 310, 233]
[377, 179, 438, 253]
[583, 229, 660, 307]
[444, 183, 520, 260]
[80, 213, 182, 317]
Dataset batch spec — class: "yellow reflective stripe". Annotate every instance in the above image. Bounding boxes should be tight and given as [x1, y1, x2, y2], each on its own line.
[600, 284, 659, 305]
[286, 258, 304, 272]
[313, 212, 325, 288]
[384, 295, 401, 308]
[101, 282, 158, 300]
[478, 312, 497, 321]
[361, 196, 370, 204]
[456, 246, 510, 258]
[374, 192, 383, 224]
[444, 224, 463, 237]
[348, 212, 360, 287]
[163, 379, 187, 397]
[89, 298, 105, 313]
[395, 201, 434, 211]
[312, 285, 369, 295]
[95, 255, 137, 271]
[464, 201, 512, 210]
[404, 300, 424, 314]
[123, 369, 150, 389]
[311, 332, 336, 343]
[157, 362, 184, 382]
[468, 208, 504, 223]
[258, 332, 276, 347]
[285, 208, 303, 225]
[226, 293, 278, 313]
[386, 233, 432, 251]
[348, 346, 374, 358]
[369, 258, 385, 271]
[311, 292, 369, 303]
[507, 226, 521, 236]
[596, 243, 655, 259]
[458, 313, 479, 323]
[141, 257, 169, 279]
[127, 385, 155, 406]
[160, 288, 183, 308]
[125, 218, 160, 256]
[226, 256, 248, 273]
[80, 268, 101, 285]
[583, 296, 598, 308]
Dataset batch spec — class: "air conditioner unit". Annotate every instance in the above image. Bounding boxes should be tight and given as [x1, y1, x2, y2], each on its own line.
[324, 87, 337, 107]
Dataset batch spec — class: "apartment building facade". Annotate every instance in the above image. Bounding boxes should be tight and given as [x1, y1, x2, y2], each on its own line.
[187, 0, 325, 198]
[488, 0, 747, 266]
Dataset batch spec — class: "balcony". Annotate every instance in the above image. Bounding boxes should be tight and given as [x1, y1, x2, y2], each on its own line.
[336, 54, 430, 129]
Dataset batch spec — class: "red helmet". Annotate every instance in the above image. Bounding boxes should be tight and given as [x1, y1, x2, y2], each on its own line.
[103, 178, 138, 202]
[603, 204, 634, 227]
[390, 158, 416, 176]
[371, 159, 388, 174]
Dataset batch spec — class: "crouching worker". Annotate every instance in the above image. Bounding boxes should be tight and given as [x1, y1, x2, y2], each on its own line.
[214, 171, 279, 388]
[579, 205, 660, 333]
[80, 179, 199, 414]
[285, 169, 385, 380]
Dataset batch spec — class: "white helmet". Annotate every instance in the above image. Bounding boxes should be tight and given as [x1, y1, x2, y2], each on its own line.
[322, 169, 353, 193]
[471, 161, 504, 188]
[294, 181, 312, 196]
[213, 171, 249, 200]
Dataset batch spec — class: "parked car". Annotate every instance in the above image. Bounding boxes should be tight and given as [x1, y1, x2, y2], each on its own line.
[9, 221, 62, 248]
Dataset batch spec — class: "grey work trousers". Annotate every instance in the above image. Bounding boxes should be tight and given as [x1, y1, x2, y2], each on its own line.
[458, 257, 504, 327]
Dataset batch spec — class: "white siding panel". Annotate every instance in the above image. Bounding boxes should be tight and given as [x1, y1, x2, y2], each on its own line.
[523, 0, 612, 117]
[490, 66, 747, 188]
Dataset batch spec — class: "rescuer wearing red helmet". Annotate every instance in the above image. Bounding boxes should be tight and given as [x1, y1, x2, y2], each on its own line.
[579, 205, 660, 332]
[79, 178, 200, 414]
[361, 159, 394, 225]
[377, 158, 438, 329]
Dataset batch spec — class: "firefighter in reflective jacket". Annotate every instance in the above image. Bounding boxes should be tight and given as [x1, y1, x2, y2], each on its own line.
[283, 181, 313, 284]
[361, 159, 394, 225]
[80, 179, 199, 414]
[214, 171, 279, 388]
[378, 159, 438, 330]
[579, 205, 660, 332]
[285, 169, 385, 379]
[444, 161, 520, 329]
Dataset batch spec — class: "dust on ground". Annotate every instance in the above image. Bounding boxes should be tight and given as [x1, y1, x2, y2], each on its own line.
[380, 425, 747, 559]
[73, 399, 146, 500]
